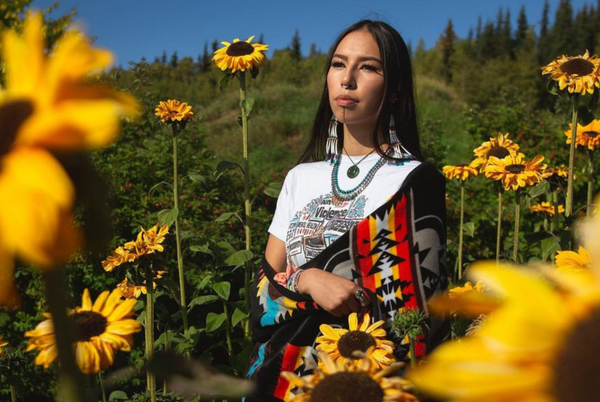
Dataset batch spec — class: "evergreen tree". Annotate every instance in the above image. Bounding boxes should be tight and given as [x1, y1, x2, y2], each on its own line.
[437, 19, 457, 83]
[309, 43, 319, 57]
[538, 0, 551, 63]
[290, 29, 301, 61]
[211, 39, 219, 54]
[161, 50, 167, 64]
[515, 5, 528, 49]
[501, 8, 512, 56]
[202, 40, 211, 72]
[258, 33, 265, 44]
[476, 16, 482, 39]
[170, 51, 178, 68]
[551, 0, 574, 55]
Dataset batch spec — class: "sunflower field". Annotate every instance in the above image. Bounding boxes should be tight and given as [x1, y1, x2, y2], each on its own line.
[3, 0, 600, 401]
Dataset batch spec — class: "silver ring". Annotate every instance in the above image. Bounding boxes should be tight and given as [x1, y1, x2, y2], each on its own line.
[342, 84, 350, 89]
[354, 288, 369, 306]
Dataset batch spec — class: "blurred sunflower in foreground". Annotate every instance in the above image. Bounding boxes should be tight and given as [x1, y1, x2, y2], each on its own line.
[542, 50, 600, 94]
[25, 288, 142, 374]
[282, 350, 417, 402]
[407, 196, 600, 401]
[0, 13, 138, 307]
[212, 35, 268, 73]
[316, 312, 395, 371]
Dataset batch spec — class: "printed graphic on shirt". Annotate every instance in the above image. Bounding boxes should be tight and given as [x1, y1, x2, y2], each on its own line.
[286, 193, 366, 268]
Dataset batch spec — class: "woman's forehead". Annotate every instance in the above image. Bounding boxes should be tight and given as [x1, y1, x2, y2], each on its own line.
[334, 30, 380, 60]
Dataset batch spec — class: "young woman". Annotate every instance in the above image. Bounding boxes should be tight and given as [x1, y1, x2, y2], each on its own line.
[246, 20, 449, 401]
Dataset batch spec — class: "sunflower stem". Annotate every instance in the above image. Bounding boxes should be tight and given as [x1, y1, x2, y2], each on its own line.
[458, 182, 465, 280]
[171, 124, 189, 336]
[144, 265, 156, 402]
[496, 186, 503, 262]
[163, 330, 169, 396]
[10, 385, 16, 402]
[239, 71, 253, 339]
[223, 301, 234, 359]
[408, 337, 417, 368]
[552, 191, 560, 233]
[588, 149, 594, 216]
[42, 269, 90, 402]
[566, 94, 580, 220]
[98, 372, 107, 402]
[513, 190, 521, 262]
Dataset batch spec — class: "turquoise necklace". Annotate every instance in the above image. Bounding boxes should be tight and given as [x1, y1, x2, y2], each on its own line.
[331, 149, 390, 202]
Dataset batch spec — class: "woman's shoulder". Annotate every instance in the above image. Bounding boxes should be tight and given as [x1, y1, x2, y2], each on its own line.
[285, 160, 330, 179]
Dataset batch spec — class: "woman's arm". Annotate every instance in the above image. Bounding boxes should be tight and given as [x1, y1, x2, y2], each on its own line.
[264, 234, 361, 316]
[265, 234, 287, 273]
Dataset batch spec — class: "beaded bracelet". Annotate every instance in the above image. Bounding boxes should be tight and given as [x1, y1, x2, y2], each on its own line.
[286, 270, 303, 293]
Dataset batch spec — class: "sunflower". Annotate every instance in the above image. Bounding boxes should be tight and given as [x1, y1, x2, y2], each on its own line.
[406, 259, 600, 401]
[25, 288, 142, 374]
[448, 281, 486, 299]
[155, 99, 194, 123]
[484, 154, 547, 191]
[212, 36, 268, 73]
[0, 336, 7, 355]
[442, 162, 478, 181]
[531, 202, 565, 217]
[282, 350, 418, 402]
[316, 312, 396, 371]
[542, 166, 569, 179]
[564, 119, 600, 151]
[472, 133, 522, 172]
[117, 270, 165, 299]
[542, 49, 600, 94]
[102, 224, 168, 272]
[555, 246, 591, 274]
[0, 13, 137, 307]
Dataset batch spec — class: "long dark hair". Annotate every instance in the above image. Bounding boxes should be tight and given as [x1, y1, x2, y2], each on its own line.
[297, 20, 422, 164]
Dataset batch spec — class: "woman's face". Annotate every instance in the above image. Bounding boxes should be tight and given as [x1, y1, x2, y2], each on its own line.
[327, 29, 385, 127]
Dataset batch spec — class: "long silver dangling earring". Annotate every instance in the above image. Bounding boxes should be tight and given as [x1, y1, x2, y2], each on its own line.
[389, 114, 413, 166]
[325, 115, 340, 164]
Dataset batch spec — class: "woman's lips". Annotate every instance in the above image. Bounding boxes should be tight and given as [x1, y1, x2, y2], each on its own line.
[335, 96, 358, 106]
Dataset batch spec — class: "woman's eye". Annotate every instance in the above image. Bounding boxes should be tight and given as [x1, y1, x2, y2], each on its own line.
[361, 64, 378, 71]
[331, 61, 344, 68]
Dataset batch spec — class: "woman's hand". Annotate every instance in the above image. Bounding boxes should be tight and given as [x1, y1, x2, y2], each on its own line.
[297, 269, 360, 317]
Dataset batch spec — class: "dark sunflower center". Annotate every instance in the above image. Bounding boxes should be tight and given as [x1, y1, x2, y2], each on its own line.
[0, 100, 34, 158]
[226, 41, 254, 57]
[560, 58, 595, 76]
[486, 146, 510, 159]
[583, 131, 599, 138]
[553, 307, 600, 402]
[70, 311, 108, 341]
[337, 330, 376, 358]
[310, 372, 384, 402]
[505, 164, 525, 174]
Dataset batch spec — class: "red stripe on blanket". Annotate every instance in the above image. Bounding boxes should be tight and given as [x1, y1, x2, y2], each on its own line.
[395, 195, 417, 308]
[356, 217, 375, 292]
[273, 344, 301, 398]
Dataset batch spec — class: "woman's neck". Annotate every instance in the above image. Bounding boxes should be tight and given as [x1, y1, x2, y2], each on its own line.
[342, 122, 388, 156]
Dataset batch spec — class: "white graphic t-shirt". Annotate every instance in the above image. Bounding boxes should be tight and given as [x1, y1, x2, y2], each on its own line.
[268, 153, 420, 268]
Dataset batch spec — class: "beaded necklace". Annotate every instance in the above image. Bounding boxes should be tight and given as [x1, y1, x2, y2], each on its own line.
[331, 149, 391, 202]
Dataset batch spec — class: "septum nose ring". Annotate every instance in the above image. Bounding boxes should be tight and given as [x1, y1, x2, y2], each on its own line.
[342, 83, 351, 89]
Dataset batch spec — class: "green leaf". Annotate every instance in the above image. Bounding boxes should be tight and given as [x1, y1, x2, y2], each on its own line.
[217, 241, 236, 255]
[231, 307, 249, 327]
[240, 97, 255, 117]
[188, 295, 219, 308]
[189, 244, 213, 258]
[213, 282, 231, 300]
[157, 207, 179, 227]
[189, 173, 206, 184]
[541, 237, 561, 262]
[219, 74, 233, 93]
[206, 312, 227, 332]
[225, 250, 254, 267]
[462, 222, 475, 237]
[264, 182, 282, 198]
[215, 160, 243, 180]
[215, 212, 236, 222]
[109, 390, 128, 401]
[198, 274, 213, 289]
[528, 180, 550, 199]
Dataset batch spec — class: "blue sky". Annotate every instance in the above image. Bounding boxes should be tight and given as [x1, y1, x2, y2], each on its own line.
[36, 0, 590, 67]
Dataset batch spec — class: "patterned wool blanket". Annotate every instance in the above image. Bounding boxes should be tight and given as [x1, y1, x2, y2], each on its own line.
[246, 162, 450, 401]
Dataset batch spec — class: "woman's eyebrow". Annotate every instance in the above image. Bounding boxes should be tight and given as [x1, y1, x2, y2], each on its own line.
[332, 54, 382, 63]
